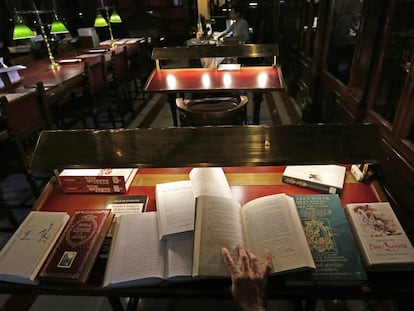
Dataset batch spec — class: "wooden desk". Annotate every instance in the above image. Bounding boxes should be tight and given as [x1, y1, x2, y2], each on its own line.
[145, 66, 284, 125]
[1, 167, 413, 311]
[145, 44, 283, 126]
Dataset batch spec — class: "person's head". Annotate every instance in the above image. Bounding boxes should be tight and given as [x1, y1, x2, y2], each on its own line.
[229, 5, 243, 21]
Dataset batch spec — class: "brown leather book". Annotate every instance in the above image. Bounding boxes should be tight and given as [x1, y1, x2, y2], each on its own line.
[38, 209, 114, 283]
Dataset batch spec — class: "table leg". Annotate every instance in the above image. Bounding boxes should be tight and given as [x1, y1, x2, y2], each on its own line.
[253, 92, 263, 125]
[168, 93, 178, 127]
[107, 296, 126, 311]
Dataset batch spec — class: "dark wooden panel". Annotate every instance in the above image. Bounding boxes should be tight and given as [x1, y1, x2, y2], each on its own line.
[31, 124, 385, 169]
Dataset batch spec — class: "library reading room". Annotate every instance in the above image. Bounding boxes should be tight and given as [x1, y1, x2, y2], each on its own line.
[0, 1, 413, 311]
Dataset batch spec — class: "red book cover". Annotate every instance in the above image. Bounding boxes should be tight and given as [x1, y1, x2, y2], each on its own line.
[38, 210, 114, 283]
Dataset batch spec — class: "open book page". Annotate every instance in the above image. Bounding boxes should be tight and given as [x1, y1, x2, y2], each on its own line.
[193, 195, 244, 277]
[156, 180, 195, 239]
[103, 212, 165, 287]
[189, 167, 232, 199]
[242, 194, 315, 273]
[165, 232, 194, 280]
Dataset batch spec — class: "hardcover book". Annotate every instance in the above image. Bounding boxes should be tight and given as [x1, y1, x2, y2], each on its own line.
[156, 167, 232, 240]
[282, 165, 346, 194]
[103, 193, 316, 287]
[38, 209, 114, 283]
[59, 168, 137, 193]
[0, 211, 70, 285]
[288, 194, 367, 285]
[345, 202, 414, 271]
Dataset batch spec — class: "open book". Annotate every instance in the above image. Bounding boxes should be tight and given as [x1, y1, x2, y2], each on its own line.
[193, 193, 316, 277]
[103, 212, 193, 287]
[156, 167, 232, 239]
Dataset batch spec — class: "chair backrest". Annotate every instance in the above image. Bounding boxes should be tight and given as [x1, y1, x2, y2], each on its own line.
[176, 95, 248, 126]
[84, 54, 108, 94]
[111, 46, 129, 80]
[0, 82, 51, 169]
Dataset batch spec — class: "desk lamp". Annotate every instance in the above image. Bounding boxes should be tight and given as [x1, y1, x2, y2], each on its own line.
[12, 15, 35, 40]
[50, 14, 69, 35]
[94, 6, 122, 48]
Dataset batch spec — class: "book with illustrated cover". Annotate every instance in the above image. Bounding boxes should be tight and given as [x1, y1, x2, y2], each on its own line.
[287, 194, 367, 285]
[0, 211, 70, 285]
[345, 202, 414, 271]
[155, 167, 232, 240]
[59, 168, 137, 193]
[38, 210, 114, 283]
[282, 165, 346, 194]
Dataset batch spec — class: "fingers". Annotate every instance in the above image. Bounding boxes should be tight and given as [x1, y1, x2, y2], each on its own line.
[263, 250, 273, 277]
[237, 245, 250, 273]
[246, 249, 259, 273]
[221, 247, 238, 275]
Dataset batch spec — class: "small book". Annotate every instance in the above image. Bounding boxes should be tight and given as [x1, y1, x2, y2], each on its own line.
[286, 194, 367, 285]
[38, 210, 114, 283]
[155, 167, 232, 240]
[0, 211, 70, 285]
[103, 212, 194, 287]
[106, 195, 149, 216]
[193, 193, 316, 277]
[345, 202, 414, 271]
[58, 168, 137, 193]
[282, 165, 346, 194]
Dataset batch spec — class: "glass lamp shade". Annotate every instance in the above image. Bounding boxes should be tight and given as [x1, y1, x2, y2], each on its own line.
[94, 14, 108, 27]
[109, 12, 122, 23]
[13, 24, 35, 40]
[50, 21, 69, 34]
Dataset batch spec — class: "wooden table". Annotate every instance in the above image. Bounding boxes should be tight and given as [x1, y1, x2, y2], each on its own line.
[145, 66, 284, 125]
[1, 166, 413, 311]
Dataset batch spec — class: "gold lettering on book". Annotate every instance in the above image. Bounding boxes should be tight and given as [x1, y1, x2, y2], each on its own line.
[66, 214, 98, 247]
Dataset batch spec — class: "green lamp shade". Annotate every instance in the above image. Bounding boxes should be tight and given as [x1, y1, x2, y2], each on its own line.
[94, 14, 108, 27]
[13, 24, 35, 40]
[50, 21, 69, 34]
[109, 12, 122, 23]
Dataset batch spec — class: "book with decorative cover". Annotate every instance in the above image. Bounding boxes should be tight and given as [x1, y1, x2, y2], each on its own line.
[286, 194, 367, 285]
[282, 165, 346, 194]
[38, 210, 114, 283]
[345, 202, 414, 271]
[0, 211, 70, 285]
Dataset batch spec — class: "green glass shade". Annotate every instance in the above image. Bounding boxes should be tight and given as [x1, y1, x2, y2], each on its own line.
[13, 24, 35, 40]
[94, 14, 108, 27]
[109, 12, 122, 23]
[50, 20, 69, 34]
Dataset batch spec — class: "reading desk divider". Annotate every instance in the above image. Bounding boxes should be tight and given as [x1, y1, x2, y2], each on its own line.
[10, 124, 411, 310]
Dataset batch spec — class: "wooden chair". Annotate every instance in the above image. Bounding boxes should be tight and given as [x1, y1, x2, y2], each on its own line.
[56, 55, 117, 128]
[176, 95, 248, 126]
[107, 46, 134, 127]
[0, 82, 52, 226]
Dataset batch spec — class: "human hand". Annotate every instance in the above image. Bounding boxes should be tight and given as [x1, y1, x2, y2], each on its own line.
[221, 245, 272, 311]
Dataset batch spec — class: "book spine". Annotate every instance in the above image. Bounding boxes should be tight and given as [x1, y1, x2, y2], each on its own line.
[343, 206, 373, 268]
[59, 176, 126, 185]
[61, 184, 127, 193]
[282, 175, 342, 194]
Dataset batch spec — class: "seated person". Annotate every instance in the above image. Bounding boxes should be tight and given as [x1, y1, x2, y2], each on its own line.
[216, 5, 250, 43]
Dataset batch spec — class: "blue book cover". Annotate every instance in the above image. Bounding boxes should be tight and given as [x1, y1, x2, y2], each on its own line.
[287, 194, 367, 285]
